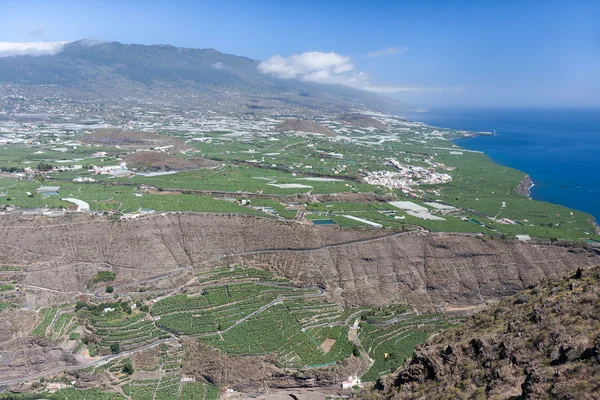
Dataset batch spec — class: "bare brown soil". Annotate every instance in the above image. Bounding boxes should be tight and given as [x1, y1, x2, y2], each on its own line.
[279, 119, 335, 137]
[123, 151, 217, 170]
[337, 113, 387, 130]
[0, 213, 597, 311]
[81, 129, 193, 152]
[320, 339, 336, 353]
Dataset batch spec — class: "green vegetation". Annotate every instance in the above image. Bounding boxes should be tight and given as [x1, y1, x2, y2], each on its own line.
[366, 266, 600, 399]
[32, 307, 59, 337]
[51, 312, 74, 339]
[0, 116, 597, 242]
[0, 267, 22, 271]
[76, 301, 167, 353]
[150, 267, 449, 374]
[358, 313, 458, 382]
[0, 283, 14, 291]
[197, 265, 288, 284]
[180, 382, 220, 400]
[0, 388, 125, 400]
[93, 271, 117, 283]
[247, 198, 297, 219]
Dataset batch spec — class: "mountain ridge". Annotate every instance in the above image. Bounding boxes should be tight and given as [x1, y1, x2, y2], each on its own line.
[0, 39, 410, 116]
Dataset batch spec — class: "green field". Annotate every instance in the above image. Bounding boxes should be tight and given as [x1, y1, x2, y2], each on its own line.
[358, 313, 460, 382]
[0, 118, 598, 242]
[32, 307, 59, 337]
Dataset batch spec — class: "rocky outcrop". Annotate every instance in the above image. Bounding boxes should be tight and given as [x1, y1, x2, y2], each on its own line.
[182, 341, 347, 394]
[0, 213, 598, 311]
[516, 175, 534, 197]
[369, 266, 600, 400]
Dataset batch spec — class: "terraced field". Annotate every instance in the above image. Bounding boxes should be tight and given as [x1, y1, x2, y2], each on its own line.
[358, 313, 460, 382]
[90, 311, 169, 352]
[150, 266, 453, 374]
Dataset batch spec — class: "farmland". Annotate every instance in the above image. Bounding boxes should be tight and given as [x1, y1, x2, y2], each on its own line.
[0, 112, 598, 242]
[1, 109, 599, 399]
[149, 266, 450, 374]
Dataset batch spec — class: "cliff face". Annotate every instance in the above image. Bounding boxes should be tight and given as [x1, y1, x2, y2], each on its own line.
[372, 266, 600, 400]
[0, 213, 598, 311]
[516, 175, 534, 197]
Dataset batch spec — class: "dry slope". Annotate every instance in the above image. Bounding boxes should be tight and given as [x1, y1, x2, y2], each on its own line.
[279, 119, 335, 137]
[371, 265, 600, 400]
[0, 213, 598, 311]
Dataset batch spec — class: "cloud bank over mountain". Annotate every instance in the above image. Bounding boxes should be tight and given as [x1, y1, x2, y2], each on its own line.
[0, 41, 71, 57]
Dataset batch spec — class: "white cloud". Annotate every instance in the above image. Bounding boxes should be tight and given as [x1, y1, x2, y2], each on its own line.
[0, 41, 71, 58]
[366, 47, 408, 58]
[212, 62, 224, 69]
[258, 51, 355, 80]
[259, 51, 452, 94]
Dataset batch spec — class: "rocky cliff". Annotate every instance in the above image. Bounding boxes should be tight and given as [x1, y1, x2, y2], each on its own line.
[370, 265, 600, 400]
[516, 175, 534, 197]
[0, 213, 598, 311]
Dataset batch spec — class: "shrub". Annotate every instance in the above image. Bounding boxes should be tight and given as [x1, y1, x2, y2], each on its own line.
[110, 343, 120, 354]
[93, 271, 116, 283]
[122, 359, 134, 375]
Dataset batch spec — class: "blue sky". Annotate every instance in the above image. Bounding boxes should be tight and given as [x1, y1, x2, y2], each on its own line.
[0, 0, 598, 108]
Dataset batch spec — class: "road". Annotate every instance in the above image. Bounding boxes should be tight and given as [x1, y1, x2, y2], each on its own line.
[0, 338, 176, 386]
[1, 284, 327, 386]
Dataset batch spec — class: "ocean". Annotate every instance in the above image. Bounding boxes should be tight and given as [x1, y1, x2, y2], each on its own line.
[404, 108, 600, 222]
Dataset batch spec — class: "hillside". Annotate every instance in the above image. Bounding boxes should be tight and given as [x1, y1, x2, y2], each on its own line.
[0, 214, 598, 395]
[123, 152, 217, 171]
[0, 214, 598, 311]
[0, 40, 409, 116]
[279, 119, 335, 136]
[338, 113, 388, 130]
[369, 265, 600, 400]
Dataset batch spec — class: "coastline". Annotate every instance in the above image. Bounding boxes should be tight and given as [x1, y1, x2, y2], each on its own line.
[405, 108, 600, 224]
[515, 175, 534, 197]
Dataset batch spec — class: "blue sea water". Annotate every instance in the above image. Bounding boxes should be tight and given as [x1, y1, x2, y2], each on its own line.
[404, 108, 600, 222]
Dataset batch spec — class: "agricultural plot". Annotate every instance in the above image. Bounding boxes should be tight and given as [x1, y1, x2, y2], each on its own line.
[180, 382, 219, 400]
[32, 307, 59, 337]
[149, 268, 353, 368]
[109, 165, 373, 195]
[200, 303, 339, 368]
[122, 380, 160, 400]
[358, 313, 457, 382]
[247, 198, 298, 219]
[51, 312, 74, 340]
[1, 113, 598, 242]
[152, 283, 321, 336]
[306, 326, 354, 361]
[42, 388, 125, 400]
[197, 265, 288, 284]
[91, 314, 167, 352]
[0, 177, 270, 216]
[150, 270, 455, 372]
